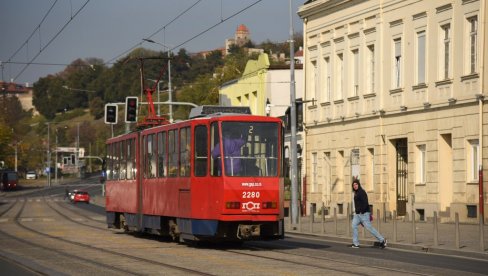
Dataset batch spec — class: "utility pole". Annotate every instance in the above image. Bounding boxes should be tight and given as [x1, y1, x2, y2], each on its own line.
[289, 0, 299, 226]
[55, 130, 58, 184]
[76, 123, 80, 178]
[47, 122, 51, 187]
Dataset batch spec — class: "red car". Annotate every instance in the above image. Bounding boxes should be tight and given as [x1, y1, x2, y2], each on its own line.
[72, 190, 90, 204]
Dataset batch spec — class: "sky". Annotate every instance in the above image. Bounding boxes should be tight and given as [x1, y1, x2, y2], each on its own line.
[0, 0, 305, 86]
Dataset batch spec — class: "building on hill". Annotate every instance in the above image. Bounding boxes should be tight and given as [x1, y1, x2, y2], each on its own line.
[0, 81, 37, 115]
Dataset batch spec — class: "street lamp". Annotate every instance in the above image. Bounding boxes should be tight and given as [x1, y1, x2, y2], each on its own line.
[142, 38, 173, 123]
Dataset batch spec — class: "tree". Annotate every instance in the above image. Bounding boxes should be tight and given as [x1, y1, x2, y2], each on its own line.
[89, 97, 105, 119]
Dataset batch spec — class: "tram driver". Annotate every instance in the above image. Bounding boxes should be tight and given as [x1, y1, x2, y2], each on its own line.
[211, 128, 246, 176]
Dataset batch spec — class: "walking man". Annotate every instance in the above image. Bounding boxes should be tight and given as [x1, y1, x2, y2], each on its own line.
[351, 178, 387, 248]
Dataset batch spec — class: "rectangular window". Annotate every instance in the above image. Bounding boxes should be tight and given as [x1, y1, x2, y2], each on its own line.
[312, 152, 317, 192]
[107, 144, 113, 180]
[468, 16, 478, 74]
[366, 45, 375, 93]
[336, 53, 344, 100]
[310, 60, 318, 102]
[351, 149, 360, 181]
[120, 140, 127, 180]
[210, 122, 220, 176]
[417, 31, 426, 84]
[336, 150, 344, 192]
[149, 134, 157, 178]
[366, 148, 374, 191]
[352, 49, 359, 96]
[194, 126, 208, 177]
[468, 139, 479, 181]
[180, 127, 191, 177]
[394, 38, 402, 88]
[467, 205, 477, 218]
[416, 144, 426, 184]
[112, 143, 119, 180]
[126, 139, 134, 180]
[168, 129, 178, 177]
[441, 24, 451, 79]
[324, 57, 331, 102]
[158, 132, 167, 178]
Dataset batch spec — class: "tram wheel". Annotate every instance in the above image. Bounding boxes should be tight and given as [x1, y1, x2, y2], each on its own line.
[120, 214, 129, 232]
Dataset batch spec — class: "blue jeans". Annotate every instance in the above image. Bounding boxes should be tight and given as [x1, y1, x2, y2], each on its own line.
[352, 212, 385, 246]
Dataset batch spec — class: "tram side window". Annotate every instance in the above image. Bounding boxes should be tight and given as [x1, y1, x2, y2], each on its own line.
[143, 136, 148, 178]
[107, 143, 113, 180]
[158, 131, 167, 178]
[120, 140, 126, 180]
[126, 139, 134, 180]
[180, 127, 191, 177]
[194, 125, 208, 177]
[113, 142, 120, 180]
[148, 134, 157, 178]
[210, 122, 220, 176]
[168, 130, 178, 177]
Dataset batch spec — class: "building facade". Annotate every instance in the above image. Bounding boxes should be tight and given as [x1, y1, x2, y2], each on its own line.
[298, 0, 487, 222]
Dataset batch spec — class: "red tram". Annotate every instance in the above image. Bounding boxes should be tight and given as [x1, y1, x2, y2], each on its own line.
[105, 106, 285, 242]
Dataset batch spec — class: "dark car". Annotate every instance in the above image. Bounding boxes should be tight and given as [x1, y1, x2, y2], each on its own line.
[0, 170, 18, 191]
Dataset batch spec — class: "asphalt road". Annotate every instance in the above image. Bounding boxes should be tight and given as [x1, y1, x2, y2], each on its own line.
[1, 179, 487, 275]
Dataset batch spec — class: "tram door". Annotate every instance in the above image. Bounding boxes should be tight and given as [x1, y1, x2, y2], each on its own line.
[396, 139, 408, 216]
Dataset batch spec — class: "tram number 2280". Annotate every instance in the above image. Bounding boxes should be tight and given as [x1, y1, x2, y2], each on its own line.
[242, 191, 260, 199]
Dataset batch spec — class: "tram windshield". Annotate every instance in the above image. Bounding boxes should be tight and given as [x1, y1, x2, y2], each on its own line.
[211, 122, 280, 177]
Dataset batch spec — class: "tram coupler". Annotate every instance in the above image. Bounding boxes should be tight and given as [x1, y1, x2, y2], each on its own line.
[237, 224, 260, 239]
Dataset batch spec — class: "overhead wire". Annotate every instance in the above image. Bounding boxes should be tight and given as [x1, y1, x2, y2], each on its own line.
[5, 0, 59, 64]
[106, 0, 203, 64]
[107, 0, 263, 64]
[13, 0, 92, 82]
[171, 0, 262, 51]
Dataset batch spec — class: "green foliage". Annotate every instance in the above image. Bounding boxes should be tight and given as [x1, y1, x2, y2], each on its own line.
[53, 109, 86, 123]
[89, 97, 105, 119]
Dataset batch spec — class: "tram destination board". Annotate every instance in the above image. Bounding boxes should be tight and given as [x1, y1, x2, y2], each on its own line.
[189, 105, 251, 118]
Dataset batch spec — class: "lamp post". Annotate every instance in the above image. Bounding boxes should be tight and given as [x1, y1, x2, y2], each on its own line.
[142, 38, 173, 122]
[46, 122, 51, 187]
[55, 129, 58, 184]
[289, 0, 299, 226]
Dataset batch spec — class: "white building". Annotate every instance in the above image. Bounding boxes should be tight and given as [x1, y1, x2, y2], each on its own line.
[298, 0, 487, 222]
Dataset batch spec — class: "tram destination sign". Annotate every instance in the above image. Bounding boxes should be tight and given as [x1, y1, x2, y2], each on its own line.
[189, 105, 252, 118]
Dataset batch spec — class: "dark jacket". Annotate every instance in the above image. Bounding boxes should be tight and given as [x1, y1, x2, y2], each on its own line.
[353, 181, 370, 214]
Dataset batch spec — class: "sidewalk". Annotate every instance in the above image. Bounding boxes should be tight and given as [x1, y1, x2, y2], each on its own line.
[285, 215, 488, 260]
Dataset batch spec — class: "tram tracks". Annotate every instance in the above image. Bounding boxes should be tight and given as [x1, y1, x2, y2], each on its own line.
[228, 242, 433, 276]
[0, 197, 214, 276]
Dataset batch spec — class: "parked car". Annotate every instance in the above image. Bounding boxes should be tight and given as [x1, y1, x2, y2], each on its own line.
[72, 190, 90, 204]
[26, 171, 37, 180]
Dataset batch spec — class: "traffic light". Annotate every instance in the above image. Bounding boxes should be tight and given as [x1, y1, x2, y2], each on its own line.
[125, 96, 138, 123]
[104, 104, 118, 124]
